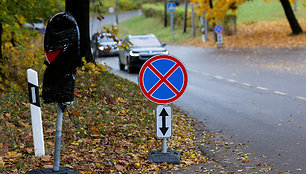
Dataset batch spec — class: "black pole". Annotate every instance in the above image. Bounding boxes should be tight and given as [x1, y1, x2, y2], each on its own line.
[66, 0, 94, 63]
[183, 0, 188, 33]
[209, 0, 217, 42]
[164, 0, 168, 27]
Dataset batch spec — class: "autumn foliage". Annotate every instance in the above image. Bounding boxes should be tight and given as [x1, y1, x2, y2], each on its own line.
[0, 59, 207, 173]
[190, 0, 244, 23]
[190, 0, 300, 22]
[0, 28, 45, 92]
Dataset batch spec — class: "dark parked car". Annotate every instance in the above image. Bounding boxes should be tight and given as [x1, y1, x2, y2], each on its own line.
[92, 33, 120, 58]
[118, 34, 168, 73]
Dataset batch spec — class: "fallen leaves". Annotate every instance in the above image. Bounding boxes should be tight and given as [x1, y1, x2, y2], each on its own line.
[223, 20, 306, 49]
[0, 68, 208, 173]
[134, 162, 141, 169]
[183, 20, 306, 49]
[41, 155, 52, 162]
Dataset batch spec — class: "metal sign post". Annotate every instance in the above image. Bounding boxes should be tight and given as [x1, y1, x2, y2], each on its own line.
[108, 7, 115, 25]
[214, 24, 224, 48]
[139, 55, 188, 164]
[171, 11, 174, 41]
[168, 3, 176, 41]
[53, 104, 66, 171]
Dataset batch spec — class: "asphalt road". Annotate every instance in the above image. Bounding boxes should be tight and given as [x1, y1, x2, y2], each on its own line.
[92, 12, 306, 173]
[97, 46, 306, 173]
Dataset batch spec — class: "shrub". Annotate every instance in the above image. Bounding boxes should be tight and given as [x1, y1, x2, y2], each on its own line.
[91, 0, 142, 16]
[142, 3, 201, 28]
[0, 25, 45, 92]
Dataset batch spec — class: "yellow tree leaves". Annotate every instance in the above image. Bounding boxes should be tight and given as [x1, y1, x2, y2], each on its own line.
[191, 0, 248, 21]
[0, 26, 45, 92]
[192, 0, 303, 22]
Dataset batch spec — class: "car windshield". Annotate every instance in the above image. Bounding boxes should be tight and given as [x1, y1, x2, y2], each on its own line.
[130, 37, 161, 47]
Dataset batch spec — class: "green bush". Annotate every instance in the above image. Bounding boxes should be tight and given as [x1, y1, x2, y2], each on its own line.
[142, 3, 201, 28]
[91, 0, 142, 16]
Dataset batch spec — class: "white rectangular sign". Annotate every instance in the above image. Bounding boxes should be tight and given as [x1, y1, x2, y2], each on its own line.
[156, 105, 172, 139]
[217, 33, 223, 44]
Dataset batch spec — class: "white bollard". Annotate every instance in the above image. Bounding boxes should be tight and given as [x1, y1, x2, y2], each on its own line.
[27, 69, 45, 157]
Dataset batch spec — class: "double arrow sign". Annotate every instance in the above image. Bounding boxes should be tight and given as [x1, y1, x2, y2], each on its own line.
[156, 105, 172, 138]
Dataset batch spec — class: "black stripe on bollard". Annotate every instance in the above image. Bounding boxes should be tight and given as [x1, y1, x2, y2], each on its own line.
[28, 82, 40, 107]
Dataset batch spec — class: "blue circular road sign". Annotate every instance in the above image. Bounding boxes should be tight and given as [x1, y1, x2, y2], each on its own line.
[214, 25, 223, 34]
[139, 55, 188, 104]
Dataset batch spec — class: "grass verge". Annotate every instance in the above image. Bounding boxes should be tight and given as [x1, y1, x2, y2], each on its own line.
[117, 15, 204, 45]
[0, 61, 207, 173]
[237, 0, 305, 23]
[117, 15, 306, 49]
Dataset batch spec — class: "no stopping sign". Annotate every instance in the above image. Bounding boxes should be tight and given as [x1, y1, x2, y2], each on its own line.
[139, 55, 188, 104]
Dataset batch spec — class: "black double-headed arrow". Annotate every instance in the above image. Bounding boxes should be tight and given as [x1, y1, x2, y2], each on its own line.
[159, 108, 169, 135]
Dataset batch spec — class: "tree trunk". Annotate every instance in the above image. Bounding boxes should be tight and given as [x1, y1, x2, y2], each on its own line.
[209, 0, 217, 42]
[66, 0, 94, 63]
[164, 0, 168, 27]
[183, 0, 188, 33]
[280, 0, 303, 34]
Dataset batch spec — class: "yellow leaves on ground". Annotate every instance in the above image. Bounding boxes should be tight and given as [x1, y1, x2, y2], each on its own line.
[6, 151, 22, 158]
[134, 162, 141, 168]
[224, 21, 306, 49]
[0, 157, 5, 167]
[5, 121, 15, 129]
[91, 126, 99, 133]
[188, 20, 306, 49]
[41, 155, 52, 162]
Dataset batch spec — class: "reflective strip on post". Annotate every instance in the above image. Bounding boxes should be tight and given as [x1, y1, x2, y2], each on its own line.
[27, 69, 45, 157]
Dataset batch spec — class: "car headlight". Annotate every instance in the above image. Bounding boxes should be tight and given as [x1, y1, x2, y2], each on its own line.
[98, 46, 105, 50]
[129, 51, 139, 56]
[162, 50, 169, 55]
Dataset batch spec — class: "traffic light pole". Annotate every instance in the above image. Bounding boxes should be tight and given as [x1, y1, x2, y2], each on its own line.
[53, 104, 66, 171]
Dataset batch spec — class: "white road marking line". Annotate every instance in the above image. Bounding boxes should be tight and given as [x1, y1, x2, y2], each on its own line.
[184, 70, 292, 99]
[214, 76, 224, 79]
[274, 91, 287, 96]
[256, 86, 268, 91]
[296, 96, 306, 101]
[242, 82, 251, 87]
[188, 69, 199, 73]
[227, 79, 237, 83]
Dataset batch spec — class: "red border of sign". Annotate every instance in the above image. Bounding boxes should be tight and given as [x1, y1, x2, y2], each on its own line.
[214, 25, 223, 34]
[139, 55, 188, 104]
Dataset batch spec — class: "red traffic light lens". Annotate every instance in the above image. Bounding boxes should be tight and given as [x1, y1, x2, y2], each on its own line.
[46, 49, 62, 64]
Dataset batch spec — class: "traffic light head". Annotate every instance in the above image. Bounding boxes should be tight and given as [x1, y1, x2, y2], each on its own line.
[44, 12, 80, 73]
[42, 12, 80, 104]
